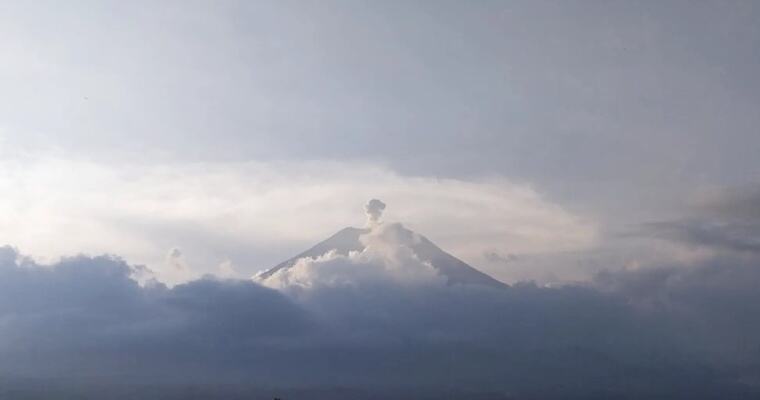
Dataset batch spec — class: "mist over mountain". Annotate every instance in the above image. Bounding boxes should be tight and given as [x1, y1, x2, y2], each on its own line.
[256, 223, 506, 289]
[2, 201, 760, 398]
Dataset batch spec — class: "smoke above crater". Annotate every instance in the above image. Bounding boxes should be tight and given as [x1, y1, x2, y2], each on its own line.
[364, 198, 386, 226]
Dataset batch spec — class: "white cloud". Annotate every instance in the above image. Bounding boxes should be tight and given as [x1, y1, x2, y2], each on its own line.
[0, 156, 597, 283]
[258, 223, 445, 293]
[216, 259, 239, 279]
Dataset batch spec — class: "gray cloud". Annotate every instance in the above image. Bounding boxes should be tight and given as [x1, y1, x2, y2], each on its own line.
[2, 0, 759, 222]
[2, 1, 759, 397]
[1, 245, 759, 398]
[642, 219, 760, 254]
[595, 256, 760, 372]
[695, 186, 760, 222]
[635, 186, 760, 254]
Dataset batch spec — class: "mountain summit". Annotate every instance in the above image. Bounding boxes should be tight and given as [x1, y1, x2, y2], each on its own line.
[255, 200, 506, 289]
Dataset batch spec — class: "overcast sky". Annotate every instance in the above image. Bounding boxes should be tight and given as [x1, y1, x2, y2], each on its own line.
[3, 0, 760, 283]
[1, 0, 759, 283]
[3, 1, 760, 397]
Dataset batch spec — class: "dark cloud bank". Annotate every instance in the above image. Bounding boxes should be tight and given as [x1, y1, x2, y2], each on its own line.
[1, 243, 760, 399]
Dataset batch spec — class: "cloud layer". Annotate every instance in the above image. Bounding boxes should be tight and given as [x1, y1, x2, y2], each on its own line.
[2, 230, 760, 398]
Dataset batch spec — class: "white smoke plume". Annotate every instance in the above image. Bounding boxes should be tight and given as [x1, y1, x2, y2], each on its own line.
[364, 199, 387, 226]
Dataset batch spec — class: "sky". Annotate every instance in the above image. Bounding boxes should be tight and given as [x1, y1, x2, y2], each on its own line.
[2, 0, 758, 283]
[2, 0, 760, 398]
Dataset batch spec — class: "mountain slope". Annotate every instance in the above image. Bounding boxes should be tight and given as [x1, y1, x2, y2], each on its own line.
[256, 224, 506, 288]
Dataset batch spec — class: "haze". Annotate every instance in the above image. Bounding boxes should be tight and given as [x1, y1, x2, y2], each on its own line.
[1, 1, 760, 398]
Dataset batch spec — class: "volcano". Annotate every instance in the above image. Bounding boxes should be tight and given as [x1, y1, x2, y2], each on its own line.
[255, 220, 506, 289]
